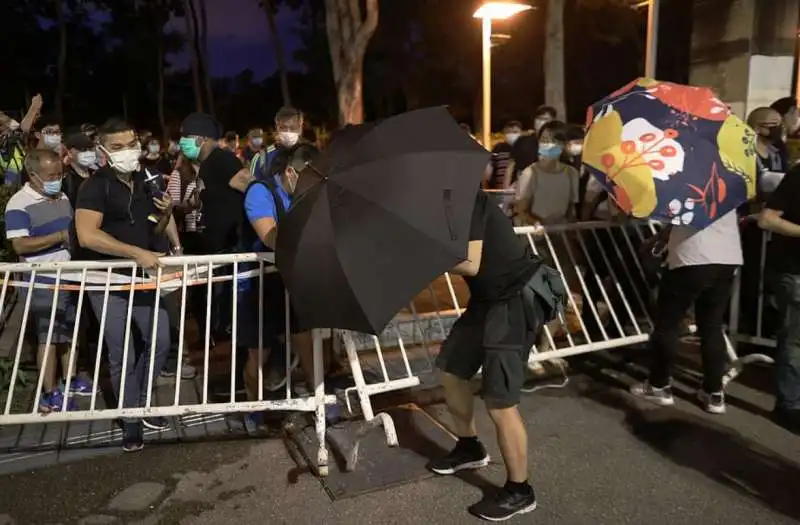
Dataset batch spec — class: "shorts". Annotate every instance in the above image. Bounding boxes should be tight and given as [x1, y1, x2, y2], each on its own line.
[21, 286, 76, 344]
[436, 291, 544, 409]
[235, 269, 298, 350]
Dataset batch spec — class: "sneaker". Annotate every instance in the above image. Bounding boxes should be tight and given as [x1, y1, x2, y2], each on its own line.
[697, 390, 726, 414]
[68, 377, 94, 397]
[244, 412, 265, 433]
[468, 486, 537, 522]
[48, 390, 77, 412]
[293, 382, 311, 398]
[264, 366, 288, 392]
[38, 392, 52, 413]
[160, 356, 198, 379]
[142, 417, 171, 431]
[428, 439, 490, 475]
[122, 421, 144, 452]
[630, 382, 675, 407]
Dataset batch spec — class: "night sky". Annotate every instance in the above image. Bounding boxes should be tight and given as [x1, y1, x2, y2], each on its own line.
[167, 0, 304, 79]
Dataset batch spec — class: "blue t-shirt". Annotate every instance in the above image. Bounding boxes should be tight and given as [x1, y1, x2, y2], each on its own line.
[243, 176, 292, 252]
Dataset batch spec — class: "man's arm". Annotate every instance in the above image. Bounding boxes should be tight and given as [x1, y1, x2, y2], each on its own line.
[245, 183, 279, 249]
[252, 217, 278, 249]
[11, 231, 67, 255]
[229, 167, 254, 193]
[20, 94, 43, 134]
[449, 240, 483, 276]
[758, 208, 800, 237]
[162, 214, 180, 249]
[75, 209, 145, 258]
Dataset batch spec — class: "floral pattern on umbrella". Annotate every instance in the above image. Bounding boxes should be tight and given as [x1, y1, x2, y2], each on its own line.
[583, 78, 757, 229]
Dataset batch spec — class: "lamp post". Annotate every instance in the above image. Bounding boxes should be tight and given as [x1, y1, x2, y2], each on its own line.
[473, 2, 532, 149]
[635, 0, 660, 78]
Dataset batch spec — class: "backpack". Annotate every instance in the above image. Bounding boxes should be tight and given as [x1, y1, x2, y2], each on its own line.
[238, 175, 287, 253]
[250, 146, 280, 182]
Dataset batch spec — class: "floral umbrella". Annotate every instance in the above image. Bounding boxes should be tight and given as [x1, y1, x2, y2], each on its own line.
[582, 78, 757, 228]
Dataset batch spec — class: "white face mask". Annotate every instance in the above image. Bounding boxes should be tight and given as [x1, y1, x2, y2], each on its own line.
[251, 137, 264, 147]
[566, 143, 583, 157]
[103, 146, 141, 173]
[76, 150, 97, 168]
[43, 133, 62, 150]
[277, 131, 300, 147]
[8, 119, 20, 131]
[504, 132, 520, 145]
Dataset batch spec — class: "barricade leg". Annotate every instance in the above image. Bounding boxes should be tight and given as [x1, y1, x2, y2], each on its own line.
[328, 330, 398, 472]
[313, 329, 329, 477]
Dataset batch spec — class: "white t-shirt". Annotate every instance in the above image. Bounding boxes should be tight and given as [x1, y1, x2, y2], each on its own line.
[666, 210, 743, 269]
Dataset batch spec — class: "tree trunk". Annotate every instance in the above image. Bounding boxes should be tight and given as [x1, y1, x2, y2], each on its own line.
[183, 0, 204, 112]
[198, 0, 215, 117]
[263, 0, 292, 107]
[324, 0, 379, 125]
[543, 0, 567, 119]
[54, 0, 67, 124]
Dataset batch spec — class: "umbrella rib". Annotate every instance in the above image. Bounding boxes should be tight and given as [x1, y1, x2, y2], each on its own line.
[327, 178, 469, 261]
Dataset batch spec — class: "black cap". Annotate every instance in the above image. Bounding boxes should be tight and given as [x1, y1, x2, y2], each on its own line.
[180, 112, 222, 140]
[64, 132, 95, 150]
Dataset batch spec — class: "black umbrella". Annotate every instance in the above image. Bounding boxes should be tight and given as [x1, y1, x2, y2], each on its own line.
[276, 106, 489, 335]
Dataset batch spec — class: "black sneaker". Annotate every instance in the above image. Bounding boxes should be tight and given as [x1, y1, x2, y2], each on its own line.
[122, 422, 144, 452]
[142, 417, 171, 431]
[468, 486, 537, 522]
[428, 439, 490, 475]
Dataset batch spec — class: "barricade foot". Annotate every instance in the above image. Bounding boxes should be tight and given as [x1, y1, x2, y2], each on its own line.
[723, 353, 775, 387]
[327, 411, 398, 472]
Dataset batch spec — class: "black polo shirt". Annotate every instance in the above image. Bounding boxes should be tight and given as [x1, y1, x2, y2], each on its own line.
[75, 166, 160, 261]
[766, 165, 800, 275]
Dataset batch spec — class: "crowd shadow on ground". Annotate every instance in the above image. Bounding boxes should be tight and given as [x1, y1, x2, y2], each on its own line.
[571, 354, 800, 523]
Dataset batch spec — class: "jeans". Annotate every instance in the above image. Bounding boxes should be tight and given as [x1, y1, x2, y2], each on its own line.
[774, 274, 800, 411]
[89, 291, 171, 421]
[649, 264, 736, 393]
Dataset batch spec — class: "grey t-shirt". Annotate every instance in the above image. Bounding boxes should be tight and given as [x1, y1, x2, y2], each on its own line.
[517, 163, 579, 224]
[666, 209, 743, 269]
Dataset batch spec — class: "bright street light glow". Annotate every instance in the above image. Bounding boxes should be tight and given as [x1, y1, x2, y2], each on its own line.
[473, 2, 532, 20]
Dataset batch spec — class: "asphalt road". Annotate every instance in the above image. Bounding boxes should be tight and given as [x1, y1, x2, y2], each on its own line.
[0, 352, 798, 525]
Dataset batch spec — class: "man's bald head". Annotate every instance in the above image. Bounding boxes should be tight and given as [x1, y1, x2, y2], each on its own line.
[24, 148, 62, 175]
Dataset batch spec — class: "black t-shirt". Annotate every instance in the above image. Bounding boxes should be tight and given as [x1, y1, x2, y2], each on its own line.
[63, 165, 90, 210]
[766, 167, 800, 275]
[198, 147, 246, 253]
[464, 192, 540, 302]
[511, 135, 539, 182]
[74, 167, 161, 261]
[141, 154, 172, 175]
[489, 143, 512, 189]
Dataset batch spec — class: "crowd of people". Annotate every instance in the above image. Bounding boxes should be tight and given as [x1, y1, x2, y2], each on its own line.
[1, 94, 799, 521]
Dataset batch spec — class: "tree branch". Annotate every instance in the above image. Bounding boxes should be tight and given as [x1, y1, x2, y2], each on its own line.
[354, 0, 378, 56]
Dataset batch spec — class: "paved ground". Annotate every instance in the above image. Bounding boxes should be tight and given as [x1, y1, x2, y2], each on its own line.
[0, 348, 798, 525]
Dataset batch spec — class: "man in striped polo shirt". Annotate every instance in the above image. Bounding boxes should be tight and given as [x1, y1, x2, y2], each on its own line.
[4, 148, 90, 412]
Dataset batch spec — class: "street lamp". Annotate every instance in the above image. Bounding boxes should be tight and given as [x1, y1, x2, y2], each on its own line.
[473, 2, 533, 149]
[633, 0, 661, 78]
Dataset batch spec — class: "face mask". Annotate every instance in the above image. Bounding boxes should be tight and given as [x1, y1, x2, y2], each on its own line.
[43, 133, 62, 150]
[534, 119, 549, 133]
[251, 137, 263, 147]
[277, 131, 300, 147]
[102, 147, 141, 173]
[766, 126, 784, 143]
[7, 120, 20, 131]
[179, 136, 202, 161]
[148, 142, 160, 154]
[33, 174, 63, 196]
[504, 133, 520, 145]
[566, 143, 583, 157]
[538, 142, 563, 159]
[77, 150, 97, 168]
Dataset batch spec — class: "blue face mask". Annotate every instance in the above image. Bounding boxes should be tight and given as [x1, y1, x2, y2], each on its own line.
[538, 143, 563, 159]
[179, 136, 202, 161]
[33, 174, 62, 196]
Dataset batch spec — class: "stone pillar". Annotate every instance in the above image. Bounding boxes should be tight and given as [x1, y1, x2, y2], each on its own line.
[690, 0, 799, 119]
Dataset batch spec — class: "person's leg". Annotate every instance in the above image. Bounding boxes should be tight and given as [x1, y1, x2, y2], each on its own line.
[632, 266, 701, 405]
[470, 294, 538, 521]
[773, 273, 800, 433]
[429, 307, 487, 475]
[693, 265, 736, 414]
[292, 331, 315, 388]
[131, 293, 172, 430]
[88, 291, 143, 451]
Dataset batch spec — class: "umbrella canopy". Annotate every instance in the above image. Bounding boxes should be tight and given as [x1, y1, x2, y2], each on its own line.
[583, 78, 757, 228]
[276, 106, 489, 335]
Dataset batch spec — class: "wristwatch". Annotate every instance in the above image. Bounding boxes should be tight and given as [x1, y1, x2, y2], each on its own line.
[170, 246, 184, 256]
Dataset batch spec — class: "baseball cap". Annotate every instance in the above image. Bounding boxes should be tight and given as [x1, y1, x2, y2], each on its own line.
[64, 132, 95, 150]
[180, 112, 222, 140]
